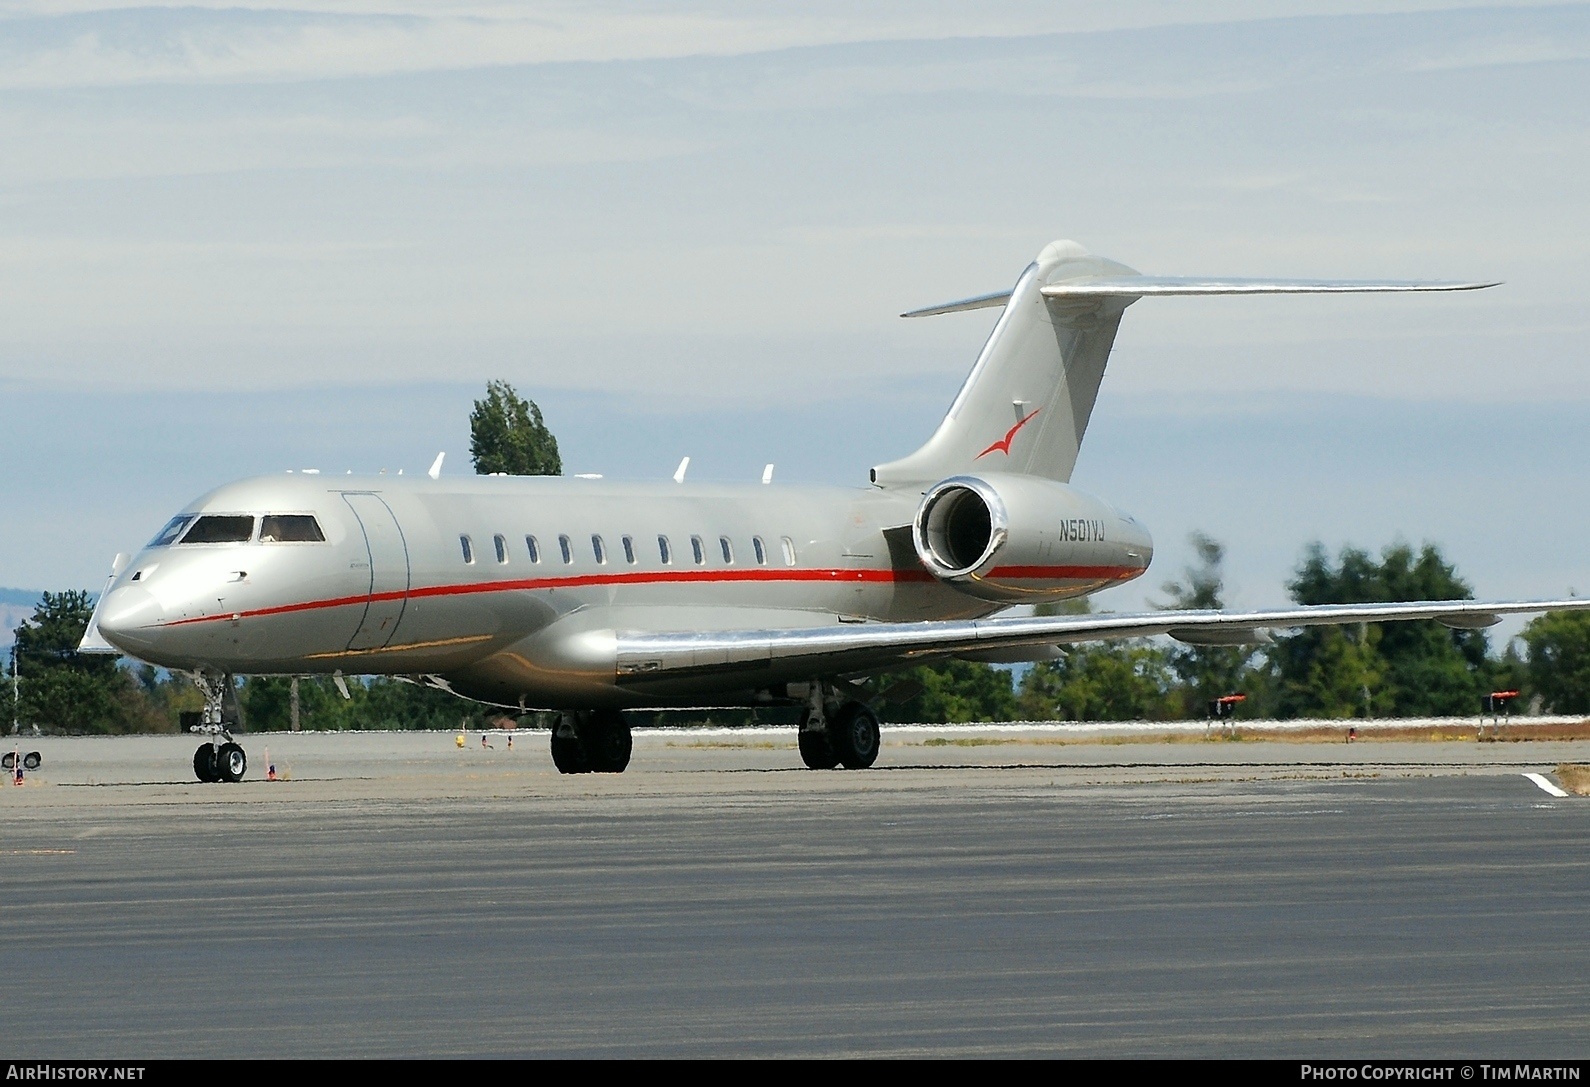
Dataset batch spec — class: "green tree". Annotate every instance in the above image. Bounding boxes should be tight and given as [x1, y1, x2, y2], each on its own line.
[1019, 640, 1177, 721]
[1521, 610, 1590, 713]
[469, 380, 562, 476]
[240, 675, 494, 730]
[882, 659, 1018, 723]
[1158, 532, 1267, 717]
[1272, 541, 1487, 718]
[13, 591, 146, 733]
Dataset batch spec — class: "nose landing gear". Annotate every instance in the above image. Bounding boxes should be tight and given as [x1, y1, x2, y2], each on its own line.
[187, 674, 249, 783]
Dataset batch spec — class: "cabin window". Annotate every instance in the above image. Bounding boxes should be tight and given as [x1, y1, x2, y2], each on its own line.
[691, 536, 705, 565]
[526, 535, 540, 563]
[558, 535, 573, 564]
[149, 516, 193, 548]
[592, 535, 607, 564]
[781, 537, 797, 565]
[494, 534, 508, 564]
[260, 515, 325, 543]
[622, 535, 636, 564]
[179, 516, 256, 544]
[658, 535, 672, 564]
[719, 536, 734, 564]
[753, 536, 767, 565]
[460, 535, 475, 564]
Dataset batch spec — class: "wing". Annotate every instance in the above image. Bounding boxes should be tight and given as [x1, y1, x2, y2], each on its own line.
[613, 597, 1586, 688]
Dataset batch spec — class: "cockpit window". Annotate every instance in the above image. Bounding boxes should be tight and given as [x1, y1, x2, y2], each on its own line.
[148, 516, 194, 548]
[179, 515, 256, 544]
[260, 515, 326, 543]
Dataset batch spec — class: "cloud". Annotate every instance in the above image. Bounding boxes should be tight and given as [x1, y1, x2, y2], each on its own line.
[0, 2, 1551, 88]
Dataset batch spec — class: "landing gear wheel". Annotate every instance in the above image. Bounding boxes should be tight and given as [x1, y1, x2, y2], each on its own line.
[828, 702, 881, 770]
[585, 711, 632, 774]
[193, 744, 219, 783]
[798, 717, 840, 770]
[550, 718, 591, 775]
[215, 742, 247, 783]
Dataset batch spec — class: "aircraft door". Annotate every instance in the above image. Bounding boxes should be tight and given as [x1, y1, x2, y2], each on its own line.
[343, 492, 411, 651]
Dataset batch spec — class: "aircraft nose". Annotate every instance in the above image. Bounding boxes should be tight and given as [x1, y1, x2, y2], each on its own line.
[95, 585, 164, 654]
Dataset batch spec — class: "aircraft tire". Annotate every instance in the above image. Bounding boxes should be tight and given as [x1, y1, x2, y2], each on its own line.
[797, 725, 839, 770]
[829, 702, 881, 770]
[215, 742, 247, 783]
[581, 710, 631, 773]
[193, 744, 220, 783]
[550, 720, 591, 774]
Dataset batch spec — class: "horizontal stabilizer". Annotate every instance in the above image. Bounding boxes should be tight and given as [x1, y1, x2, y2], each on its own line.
[902, 278, 1497, 317]
[1041, 276, 1500, 298]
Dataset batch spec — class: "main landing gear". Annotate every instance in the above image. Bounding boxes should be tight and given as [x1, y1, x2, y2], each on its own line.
[550, 709, 632, 774]
[797, 688, 881, 770]
[188, 673, 248, 783]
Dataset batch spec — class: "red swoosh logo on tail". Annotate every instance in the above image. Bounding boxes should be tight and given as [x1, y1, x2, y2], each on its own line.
[976, 408, 1041, 459]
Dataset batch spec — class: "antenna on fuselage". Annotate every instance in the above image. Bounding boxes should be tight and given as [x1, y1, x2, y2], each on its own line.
[428, 452, 445, 480]
[673, 457, 690, 484]
[762, 464, 775, 484]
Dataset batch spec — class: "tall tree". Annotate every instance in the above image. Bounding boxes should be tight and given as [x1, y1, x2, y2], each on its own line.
[469, 380, 562, 476]
[1158, 532, 1266, 717]
[13, 591, 144, 733]
[1272, 541, 1487, 718]
[1521, 610, 1590, 714]
[882, 660, 1018, 723]
[1019, 639, 1177, 722]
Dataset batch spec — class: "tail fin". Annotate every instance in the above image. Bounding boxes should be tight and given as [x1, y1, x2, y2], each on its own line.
[870, 239, 1496, 489]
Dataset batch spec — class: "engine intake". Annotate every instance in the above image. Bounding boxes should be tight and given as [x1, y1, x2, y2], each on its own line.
[915, 476, 1007, 577]
[910, 473, 1153, 603]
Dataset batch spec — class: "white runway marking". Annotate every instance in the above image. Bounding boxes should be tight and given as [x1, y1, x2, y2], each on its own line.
[1524, 773, 1569, 798]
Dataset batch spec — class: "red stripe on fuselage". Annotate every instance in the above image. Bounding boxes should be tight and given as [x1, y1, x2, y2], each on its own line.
[157, 564, 1139, 628]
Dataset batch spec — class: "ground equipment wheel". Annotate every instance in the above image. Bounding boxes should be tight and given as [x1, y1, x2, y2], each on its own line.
[585, 711, 632, 773]
[828, 702, 881, 769]
[193, 744, 219, 783]
[22, 751, 41, 771]
[215, 742, 247, 783]
[549, 717, 590, 774]
[797, 716, 839, 769]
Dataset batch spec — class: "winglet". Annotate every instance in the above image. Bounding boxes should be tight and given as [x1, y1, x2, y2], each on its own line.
[77, 553, 131, 654]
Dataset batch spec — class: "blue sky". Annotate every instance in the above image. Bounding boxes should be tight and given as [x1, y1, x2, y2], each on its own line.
[2, 1, 1588, 643]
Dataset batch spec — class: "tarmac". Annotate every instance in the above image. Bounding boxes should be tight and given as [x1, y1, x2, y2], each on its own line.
[1, 725, 1587, 1058]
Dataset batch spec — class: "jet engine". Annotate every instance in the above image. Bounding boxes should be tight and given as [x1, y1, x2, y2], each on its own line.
[910, 473, 1153, 603]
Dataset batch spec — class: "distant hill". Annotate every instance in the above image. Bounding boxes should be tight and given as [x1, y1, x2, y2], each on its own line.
[0, 590, 42, 652]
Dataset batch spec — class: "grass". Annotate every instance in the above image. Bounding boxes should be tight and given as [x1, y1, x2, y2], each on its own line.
[1555, 763, 1590, 796]
[912, 721, 1590, 745]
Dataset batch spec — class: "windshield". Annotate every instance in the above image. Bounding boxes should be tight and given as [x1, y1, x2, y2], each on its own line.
[178, 515, 256, 544]
[148, 516, 194, 548]
[260, 515, 325, 543]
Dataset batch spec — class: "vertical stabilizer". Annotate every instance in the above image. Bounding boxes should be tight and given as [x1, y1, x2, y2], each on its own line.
[872, 240, 1135, 488]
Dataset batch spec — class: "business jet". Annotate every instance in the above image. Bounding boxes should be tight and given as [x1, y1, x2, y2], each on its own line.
[82, 239, 1584, 782]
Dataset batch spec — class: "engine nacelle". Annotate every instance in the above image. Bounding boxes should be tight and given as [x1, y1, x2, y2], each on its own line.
[911, 473, 1153, 603]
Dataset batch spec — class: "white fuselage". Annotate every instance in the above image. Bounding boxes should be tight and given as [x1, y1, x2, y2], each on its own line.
[95, 473, 1151, 709]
